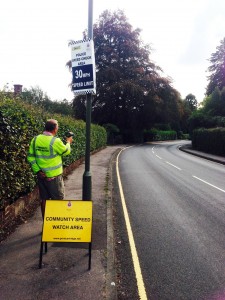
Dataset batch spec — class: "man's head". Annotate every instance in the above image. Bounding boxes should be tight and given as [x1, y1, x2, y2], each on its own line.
[45, 119, 58, 135]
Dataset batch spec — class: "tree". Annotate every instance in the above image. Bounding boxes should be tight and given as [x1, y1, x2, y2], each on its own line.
[21, 86, 73, 116]
[72, 10, 184, 141]
[184, 94, 197, 112]
[92, 10, 160, 130]
[179, 93, 197, 132]
[201, 87, 225, 116]
[21, 86, 49, 105]
[206, 37, 225, 96]
[190, 38, 225, 133]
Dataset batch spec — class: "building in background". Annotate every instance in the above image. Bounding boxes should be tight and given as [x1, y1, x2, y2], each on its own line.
[14, 84, 23, 95]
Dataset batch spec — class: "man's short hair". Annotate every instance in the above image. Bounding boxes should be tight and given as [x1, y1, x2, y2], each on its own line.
[45, 119, 58, 132]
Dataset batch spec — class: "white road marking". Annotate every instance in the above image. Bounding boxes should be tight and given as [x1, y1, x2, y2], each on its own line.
[117, 148, 148, 300]
[156, 155, 162, 159]
[193, 176, 225, 193]
[166, 161, 182, 170]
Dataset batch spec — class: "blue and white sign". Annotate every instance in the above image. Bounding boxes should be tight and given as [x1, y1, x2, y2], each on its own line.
[70, 39, 96, 95]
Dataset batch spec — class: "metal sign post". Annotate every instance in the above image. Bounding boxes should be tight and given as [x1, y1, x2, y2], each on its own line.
[83, 0, 94, 201]
[69, 0, 95, 201]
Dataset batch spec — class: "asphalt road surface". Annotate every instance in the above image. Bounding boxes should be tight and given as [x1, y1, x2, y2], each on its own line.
[116, 141, 225, 300]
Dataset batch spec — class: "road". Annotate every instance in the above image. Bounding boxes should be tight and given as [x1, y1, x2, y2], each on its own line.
[116, 141, 225, 300]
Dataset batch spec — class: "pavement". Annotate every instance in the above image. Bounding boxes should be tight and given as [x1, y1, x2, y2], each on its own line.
[0, 145, 122, 300]
[179, 142, 225, 165]
[0, 142, 224, 300]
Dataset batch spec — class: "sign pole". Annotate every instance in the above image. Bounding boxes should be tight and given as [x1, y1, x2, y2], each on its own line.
[82, 0, 93, 201]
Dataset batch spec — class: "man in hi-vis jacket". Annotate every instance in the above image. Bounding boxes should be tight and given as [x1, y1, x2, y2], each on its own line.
[27, 119, 72, 217]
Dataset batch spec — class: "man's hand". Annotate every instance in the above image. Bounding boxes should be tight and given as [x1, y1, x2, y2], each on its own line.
[66, 136, 73, 144]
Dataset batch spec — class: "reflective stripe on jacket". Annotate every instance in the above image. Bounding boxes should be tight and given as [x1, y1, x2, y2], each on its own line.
[27, 134, 71, 177]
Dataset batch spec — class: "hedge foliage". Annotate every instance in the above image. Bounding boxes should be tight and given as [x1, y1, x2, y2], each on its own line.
[143, 129, 177, 142]
[192, 128, 225, 156]
[0, 93, 107, 208]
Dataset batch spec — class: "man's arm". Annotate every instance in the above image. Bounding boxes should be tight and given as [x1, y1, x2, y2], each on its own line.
[54, 137, 72, 156]
[27, 138, 41, 174]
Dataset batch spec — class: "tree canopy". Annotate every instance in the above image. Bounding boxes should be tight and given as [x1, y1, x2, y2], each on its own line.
[72, 10, 185, 141]
[201, 87, 225, 117]
[201, 37, 225, 120]
[21, 86, 73, 116]
[183, 94, 197, 112]
[206, 37, 225, 96]
[71, 19, 223, 139]
[187, 38, 225, 134]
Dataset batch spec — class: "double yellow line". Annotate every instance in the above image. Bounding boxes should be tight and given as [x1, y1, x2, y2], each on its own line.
[116, 148, 148, 300]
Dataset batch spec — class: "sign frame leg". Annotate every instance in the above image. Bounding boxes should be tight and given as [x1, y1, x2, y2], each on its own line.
[39, 242, 44, 269]
[39, 242, 48, 269]
[45, 242, 48, 253]
[88, 242, 92, 270]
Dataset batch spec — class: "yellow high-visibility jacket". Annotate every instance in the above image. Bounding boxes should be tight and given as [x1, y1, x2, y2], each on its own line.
[27, 134, 71, 178]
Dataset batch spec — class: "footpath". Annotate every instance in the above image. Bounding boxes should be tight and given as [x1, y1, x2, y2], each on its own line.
[0, 142, 224, 300]
[0, 146, 122, 300]
[179, 143, 225, 165]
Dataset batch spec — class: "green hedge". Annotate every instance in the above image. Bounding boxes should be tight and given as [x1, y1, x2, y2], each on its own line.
[192, 128, 225, 155]
[143, 129, 177, 142]
[0, 93, 107, 208]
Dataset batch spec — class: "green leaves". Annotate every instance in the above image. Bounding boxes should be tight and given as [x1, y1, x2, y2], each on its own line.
[73, 10, 184, 141]
[192, 128, 225, 156]
[0, 92, 107, 208]
[144, 129, 177, 142]
[207, 38, 225, 96]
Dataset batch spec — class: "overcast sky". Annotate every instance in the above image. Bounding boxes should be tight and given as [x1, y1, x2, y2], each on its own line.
[1, 0, 225, 102]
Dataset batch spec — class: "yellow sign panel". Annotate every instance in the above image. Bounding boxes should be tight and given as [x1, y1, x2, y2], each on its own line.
[42, 200, 92, 243]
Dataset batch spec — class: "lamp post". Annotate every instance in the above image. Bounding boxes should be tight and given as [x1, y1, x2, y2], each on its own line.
[82, 0, 93, 200]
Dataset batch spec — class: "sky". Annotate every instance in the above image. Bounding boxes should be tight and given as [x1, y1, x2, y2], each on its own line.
[0, 0, 225, 103]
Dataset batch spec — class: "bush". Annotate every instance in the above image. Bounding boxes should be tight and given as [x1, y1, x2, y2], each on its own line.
[0, 92, 106, 208]
[192, 128, 225, 155]
[103, 123, 120, 144]
[178, 131, 190, 140]
[143, 129, 177, 142]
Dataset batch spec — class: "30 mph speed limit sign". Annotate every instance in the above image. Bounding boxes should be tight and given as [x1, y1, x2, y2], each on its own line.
[69, 39, 96, 94]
